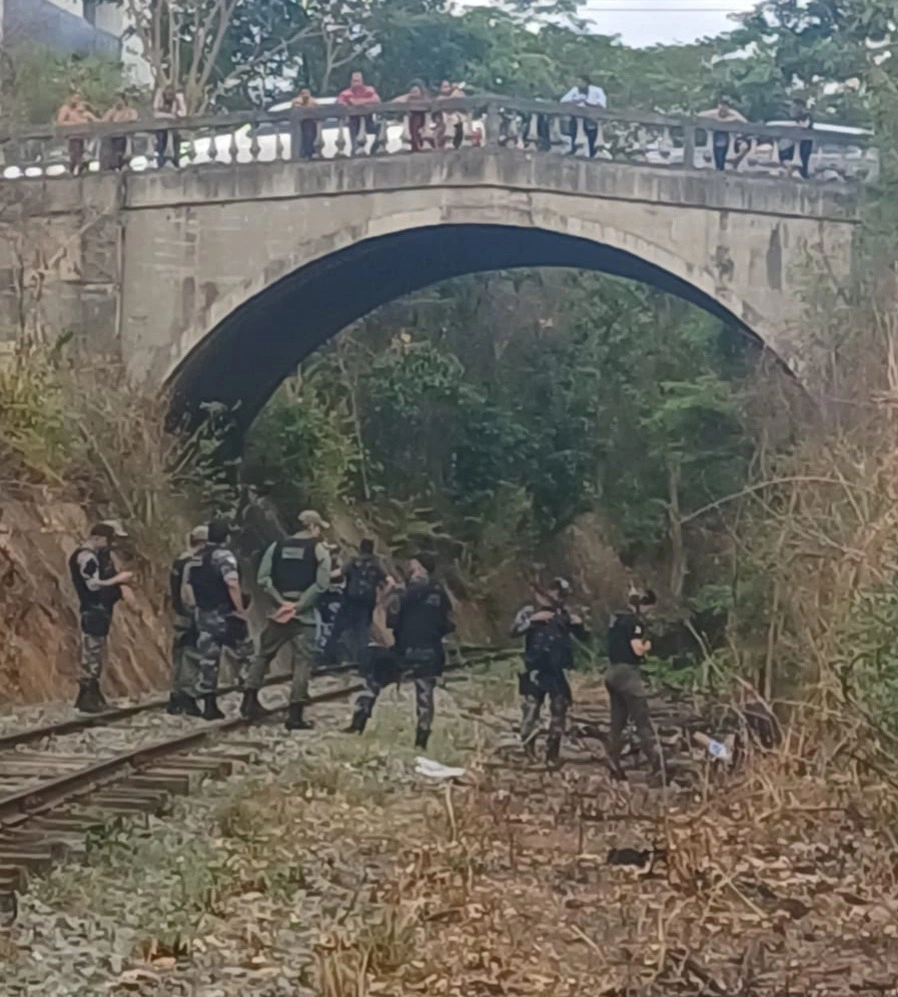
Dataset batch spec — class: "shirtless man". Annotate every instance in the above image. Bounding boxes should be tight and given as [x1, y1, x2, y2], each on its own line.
[56, 92, 97, 175]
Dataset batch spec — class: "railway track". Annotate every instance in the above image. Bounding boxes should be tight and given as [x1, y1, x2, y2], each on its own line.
[0, 645, 515, 918]
[0, 673, 364, 914]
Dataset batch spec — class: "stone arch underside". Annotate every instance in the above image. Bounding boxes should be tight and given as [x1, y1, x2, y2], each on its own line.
[166, 221, 774, 432]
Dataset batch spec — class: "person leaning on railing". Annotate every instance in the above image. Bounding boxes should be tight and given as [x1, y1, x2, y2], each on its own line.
[153, 85, 187, 168]
[292, 87, 319, 159]
[56, 91, 97, 176]
[698, 97, 747, 171]
[100, 93, 138, 171]
[337, 71, 381, 154]
[560, 75, 607, 158]
[393, 80, 431, 152]
[433, 81, 467, 150]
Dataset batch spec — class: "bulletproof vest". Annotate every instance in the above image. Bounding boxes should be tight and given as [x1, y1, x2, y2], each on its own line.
[394, 579, 451, 653]
[345, 554, 381, 605]
[96, 548, 122, 609]
[271, 537, 318, 595]
[169, 553, 192, 617]
[69, 546, 105, 612]
[607, 612, 645, 665]
[525, 610, 572, 673]
[189, 546, 231, 612]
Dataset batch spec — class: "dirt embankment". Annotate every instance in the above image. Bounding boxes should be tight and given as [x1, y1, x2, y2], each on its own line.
[0, 500, 171, 705]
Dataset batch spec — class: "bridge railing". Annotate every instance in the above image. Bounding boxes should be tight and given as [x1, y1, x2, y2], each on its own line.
[0, 95, 877, 183]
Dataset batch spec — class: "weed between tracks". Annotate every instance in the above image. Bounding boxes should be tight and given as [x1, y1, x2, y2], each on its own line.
[3, 666, 898, 996]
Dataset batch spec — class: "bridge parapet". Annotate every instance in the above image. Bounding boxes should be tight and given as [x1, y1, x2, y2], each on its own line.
[0, 95, 877, 185]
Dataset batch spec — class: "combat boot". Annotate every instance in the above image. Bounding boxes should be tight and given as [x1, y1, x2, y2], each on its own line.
[414, 728, 430, 751]
[181, 695, 203, 718]
[92, 681, 110, 712]
[74, 681, 91, 712]
[78, 680, 106, 714]
[202, 694, 225, 721]
[239, 688, 264, 721]
[545, 734, 562, 770]
[342, 708, 368, 735]
[165, 693, 183, 716]
[285, 703, 314, 731]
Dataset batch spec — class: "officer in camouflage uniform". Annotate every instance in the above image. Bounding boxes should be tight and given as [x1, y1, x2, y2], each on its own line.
[68, 521, 134, 713]
[241, 510, 332, 730]
[345, 553, 453, 750]
[185, 519, 254, 721]
[166, 524, 207, 717]
[512, 578, 587, 768]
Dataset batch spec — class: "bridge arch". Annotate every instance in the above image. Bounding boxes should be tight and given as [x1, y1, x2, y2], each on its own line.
[107, 150, 855, 425]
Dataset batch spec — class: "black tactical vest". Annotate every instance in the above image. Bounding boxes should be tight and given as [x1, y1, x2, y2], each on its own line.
[189, 546, 231, 612]
[271, 537, 318, 595]
[69, 546, 105, 612]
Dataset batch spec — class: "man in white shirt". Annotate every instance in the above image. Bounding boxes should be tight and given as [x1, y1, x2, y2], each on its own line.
[561, 75, 607, 158]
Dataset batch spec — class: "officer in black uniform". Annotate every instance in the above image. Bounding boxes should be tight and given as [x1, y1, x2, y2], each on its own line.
[512, 578, 587, 767]
[606, 589, 661, 780]
[345, 553, 453, 749]
[69, 522, 133, 713]
[328, 538, 387, 667]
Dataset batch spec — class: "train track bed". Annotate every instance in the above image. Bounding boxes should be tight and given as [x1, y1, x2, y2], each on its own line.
[0, 674, 362, 910]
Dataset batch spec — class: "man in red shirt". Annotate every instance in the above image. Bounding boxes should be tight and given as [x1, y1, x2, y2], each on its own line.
[337, 71, 382, 153]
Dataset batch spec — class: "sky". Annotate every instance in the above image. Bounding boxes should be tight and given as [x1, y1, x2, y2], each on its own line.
[456, 0, 757, 49]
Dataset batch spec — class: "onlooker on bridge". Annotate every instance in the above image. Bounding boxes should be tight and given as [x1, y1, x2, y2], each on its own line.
[698, 97, 747, 172]
[100, 92, 138, 172]
[434, 80, 467, 150]
[153, 84, 187, 168]
[56, 91, 97, 176]
[337, 71, 382, 155]
[393, 80, 431, 152]
[778, 97, 814, 180]
[292, 87, 319, 159]
[560, 75, 607, 158]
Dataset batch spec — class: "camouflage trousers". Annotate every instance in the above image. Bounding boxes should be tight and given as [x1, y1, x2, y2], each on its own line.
[245, 618, 315, 705]
[520, 669, 570, 755]
[171, 615, 199, 697]
[355, 672, 437, 734]
[605, 663, 660, 772]
[195, 610, 254, 696]
[80, 633, 108, 682]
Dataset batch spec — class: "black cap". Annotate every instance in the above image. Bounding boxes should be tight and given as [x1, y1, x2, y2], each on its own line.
[414, 551, 436, 574]
[207, 519, 231, 544]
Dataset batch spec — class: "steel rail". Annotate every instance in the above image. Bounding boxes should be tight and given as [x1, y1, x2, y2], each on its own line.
[0, 679, 364, 829]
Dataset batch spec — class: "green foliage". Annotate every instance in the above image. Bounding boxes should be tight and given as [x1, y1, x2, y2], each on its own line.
[243, 373, 360, 513]
[0, 47, 133, 125]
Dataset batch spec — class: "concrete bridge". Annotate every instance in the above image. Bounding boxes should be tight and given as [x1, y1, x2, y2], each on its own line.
[0, 100, 861, 427]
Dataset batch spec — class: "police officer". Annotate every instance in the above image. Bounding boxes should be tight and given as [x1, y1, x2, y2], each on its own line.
[69, 522, 134, 713]
[241, 510, 332, 730]
[185, 519, 254, 721]
[346, 553, 453, 749]
[328, 538, 387, 667]
[606, 590, 661, 780]
[512, 578, 586, 767]
[166, 524, 207, 716]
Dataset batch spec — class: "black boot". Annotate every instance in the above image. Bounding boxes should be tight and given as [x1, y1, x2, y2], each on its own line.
[414, 728, 430, 751]
[202, 694, 225, 721]
[181, 694, 203, 718]
[165, 693, 183, 716]
[545, 735, 562, 770]
[78, 680, 104, 714]
[74, 681, 91, 712]
[240, 688, 264, 721]
[342, 708, 368, 735]
[92, 680, 109, 712]
[285, 703, 314, 731]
